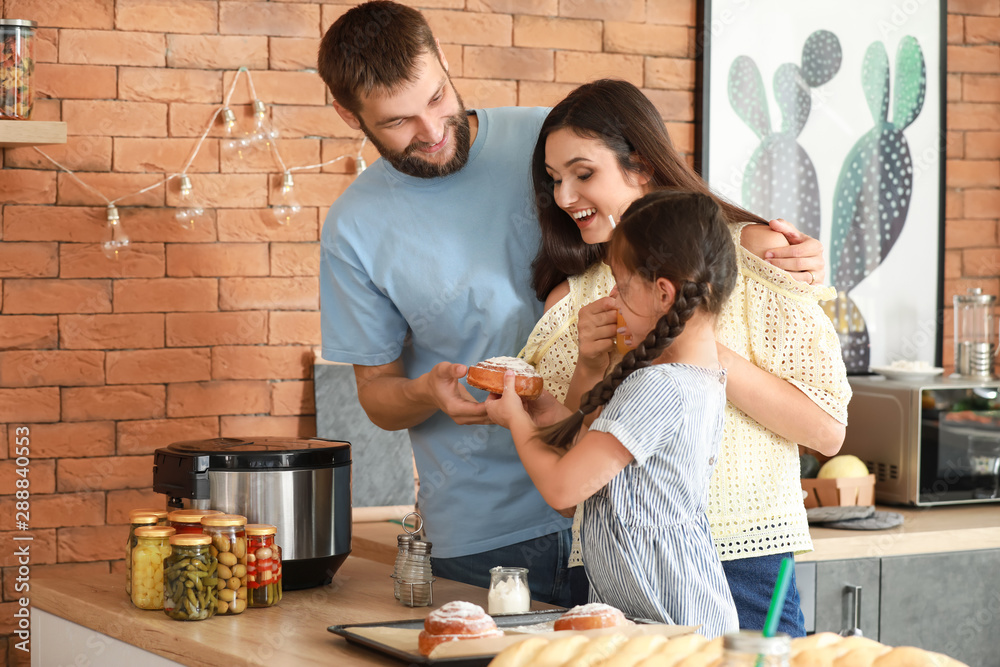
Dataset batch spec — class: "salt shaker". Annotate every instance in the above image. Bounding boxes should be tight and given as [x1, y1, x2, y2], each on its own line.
[487, 566, 531, 615]
[398, 540, 434, 607]
[391, 533, 415, 600]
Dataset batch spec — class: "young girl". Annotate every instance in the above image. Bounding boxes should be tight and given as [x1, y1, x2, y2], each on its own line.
[489, 190, 740, 638]
[519, 79, 851, 635]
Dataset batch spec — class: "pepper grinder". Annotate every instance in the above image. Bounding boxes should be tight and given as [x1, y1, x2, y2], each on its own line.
[398, 540, 434, 607]
[390, 511, 422, 601]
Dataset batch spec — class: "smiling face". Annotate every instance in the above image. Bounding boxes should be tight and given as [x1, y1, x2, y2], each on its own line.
[336, 49, 471, 179]
[544, 128, 650, 246]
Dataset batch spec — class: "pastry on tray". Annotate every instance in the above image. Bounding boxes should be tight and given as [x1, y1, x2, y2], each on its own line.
[418, 601, 503, 656]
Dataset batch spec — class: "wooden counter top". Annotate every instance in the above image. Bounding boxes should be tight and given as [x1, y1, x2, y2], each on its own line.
[31, 556, 555, 666]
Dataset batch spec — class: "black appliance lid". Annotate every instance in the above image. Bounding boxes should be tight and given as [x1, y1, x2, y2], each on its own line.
[160, 436, 351, 471]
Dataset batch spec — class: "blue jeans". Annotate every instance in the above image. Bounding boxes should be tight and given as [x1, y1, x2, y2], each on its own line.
[431, 529, 573, 607]
[721, 553, 806, 637]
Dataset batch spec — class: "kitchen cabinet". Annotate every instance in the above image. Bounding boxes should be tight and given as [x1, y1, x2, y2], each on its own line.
[797, 548, 1000, 666]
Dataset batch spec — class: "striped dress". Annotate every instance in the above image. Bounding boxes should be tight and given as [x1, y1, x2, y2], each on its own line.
[585, 363, 739, 638]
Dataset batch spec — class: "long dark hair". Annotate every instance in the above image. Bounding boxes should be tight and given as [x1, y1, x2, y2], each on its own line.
[530, 78, 764, 301]
[539, 191, 738, 450]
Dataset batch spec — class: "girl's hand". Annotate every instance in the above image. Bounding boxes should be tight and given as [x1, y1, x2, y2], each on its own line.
[577, 297, 617, 370]
[485, 371, 530, 429]
[524, 390, 573, 428]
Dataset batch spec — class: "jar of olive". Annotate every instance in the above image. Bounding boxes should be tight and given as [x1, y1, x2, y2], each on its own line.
[167, 508, 222, 535]
[202, 513, 248, 615]
[246, 524, 281, 607]
[125, 513, 159, 598]
[131, 526, 176, 610]
[163, 534, 217, 621]
[131, 507, 170, 525]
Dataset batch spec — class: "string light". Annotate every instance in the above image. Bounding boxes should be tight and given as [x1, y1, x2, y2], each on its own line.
[31, 66, 368, 259]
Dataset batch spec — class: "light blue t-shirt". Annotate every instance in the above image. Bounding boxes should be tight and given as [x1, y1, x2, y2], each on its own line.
[320, 106, 571, 558]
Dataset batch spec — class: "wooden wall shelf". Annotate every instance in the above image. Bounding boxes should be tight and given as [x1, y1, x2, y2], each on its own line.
[0, 120, 67, 147]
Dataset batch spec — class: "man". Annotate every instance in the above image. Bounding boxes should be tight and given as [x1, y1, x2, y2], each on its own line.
[316, 0, 824, 605]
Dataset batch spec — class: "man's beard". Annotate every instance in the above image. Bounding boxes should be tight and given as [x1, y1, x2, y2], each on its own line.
[359, 91, 472, 179]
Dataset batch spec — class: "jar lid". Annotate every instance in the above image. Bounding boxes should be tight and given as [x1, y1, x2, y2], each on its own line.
[130, 514, 159, 526]
[170, 534, 212, 546]
[0, 20, 38, 28]
[134, 526, 177, 538]
[955, 287, 996, 306]
[245, 523, 277, 536]
[129, 507, 169, 520]
[202, 513, 247, 527]
[410, 540, 432, 555]
[168, 508, 222, 523]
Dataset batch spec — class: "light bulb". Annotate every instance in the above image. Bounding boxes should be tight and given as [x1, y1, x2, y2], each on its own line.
[248, 99, 279, 150]
[174, 174, 207, 229]
[103, 204, 130, 260]
[220, 106, 251, 160]
[271, 172, 302, 225]
[355, 155, 367, 175]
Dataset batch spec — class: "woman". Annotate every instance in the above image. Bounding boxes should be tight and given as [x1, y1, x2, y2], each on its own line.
[519, 79, 851, 635]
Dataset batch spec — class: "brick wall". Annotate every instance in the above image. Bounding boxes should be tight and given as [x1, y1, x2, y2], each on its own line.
[0, 0, 997, 661]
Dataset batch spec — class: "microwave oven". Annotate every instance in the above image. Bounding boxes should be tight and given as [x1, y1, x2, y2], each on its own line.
[840, 375, 1000, 506]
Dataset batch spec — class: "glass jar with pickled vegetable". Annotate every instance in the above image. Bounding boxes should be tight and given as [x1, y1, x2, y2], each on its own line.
[131, 526, 176, 610]
[163, 534, 217, 621]
[131, 507, 170, 525]
[202, 513, 247, 615]
[0, 20, 36, 120]
[246, 524, 281, 607]
[167, 508, 222, 535]
[125, 513, 159, 598]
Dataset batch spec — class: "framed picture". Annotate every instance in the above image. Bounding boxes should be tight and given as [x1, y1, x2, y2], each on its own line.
[701, 1, 946, 373]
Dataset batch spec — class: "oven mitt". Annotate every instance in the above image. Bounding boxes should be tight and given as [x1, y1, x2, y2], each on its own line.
[813, 509, 905, 531]
[806, 505, 875, 524]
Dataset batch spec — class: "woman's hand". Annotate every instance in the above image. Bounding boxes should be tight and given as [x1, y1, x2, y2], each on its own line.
[577, 297, 618, 370]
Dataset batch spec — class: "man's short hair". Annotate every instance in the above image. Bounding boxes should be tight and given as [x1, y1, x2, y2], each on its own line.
[318, 0, 440, 115]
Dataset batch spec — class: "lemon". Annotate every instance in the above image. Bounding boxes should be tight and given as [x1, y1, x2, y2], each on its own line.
[817, 454, 870, 479]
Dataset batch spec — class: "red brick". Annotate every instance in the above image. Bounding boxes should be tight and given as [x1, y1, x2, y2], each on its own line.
[57, 174, 166, 208]
[4, 136, 113, 172]
[0, 316, 58, 350]
[425, 10, 512, 47]
[118, 67, 222, 104]
[168, 381, 270, 417]
[35, 26, 58, 63]
[220, 277, 319, 311]
[221, 415, 316, 438]
[162, 173, 267, 209]
[5, 0, 114, 29]
[30, 99, 61, 123]
[555, 51, 644, 85]
[964, 247, 1000, 275]
[272, 380, 315, 416]
[517, 81, 579, 107]
[59, 243, 165, 279]
[965, 188, 1000, 217]
[59, 455, 154, 492]
[114, 139, 219, 175]
[63, 385, 165, 422]
[0, 458, 54, 496]
[465, 46, 554, 81]
[59, 525, 131, 562]
[966, 131, 1000, 158]
[166, 311, 268, 347]
[167, 34, 269, 70]
[169, 102, 252, 138]
[947, 159, 1000, 187]
[0, 350, 104, 388]
[666, 122, 695, 155]
[561, 0, 645, 20]
[945, 248, 963, 279]
[60, 313, 164, 350]
[441, 43, 463, 77]
[321, 139, 377, 175]
[947, 189, 964, 218]
[0, 425, 5, 459]
[116, 0, 218, 33]
[106, 488, 171, 523]
[947, 130, 965, 158]
[3, 279, 110, 315]
[453, 78, 519, 109]
[467, 0, 556, 13]
[0, 388, 60, 423]
[59, 29, 165, 67]
[212, 346, 312, 381]
[950, 103, 1000, 130]
[948, 45, 1000, 73]
[119, 207, 219, 244]
[270, 104, 358, 139]
[0, 243, 57, 278]
[964, 74, 1000, 102]
[0, 492, 104, 530]
[116, 417, 218, 456]
[220, 2, 320, 38]
[648, 0, 698, 25]
[949, 0, 1000, 16]
[643, 88, 696, 122]
[107, 348, 211, 385]
[646, 57, 697, 90]
[114, 278, 218, 314]
[35, 63, 117, 100]
[63, 100, 168, 137]
[166, 243, 270, 277]
[222, 70, 327, 107]
[9, 422, 115, 459]
[269, 174, 352, 208]
[966, 16, 1000, 42]
[270, 37, 322, 70]
[0, 529, 56, 567]
[604, 22, 687, 57]
[0, 170, 56, 205]
[271, 243, 320, 277]
[216, 209, 319, 243]
[223, 138, 320, 175]
[269, 312, 320, 346]
[949, 14, 966, 43]
[3, 206, 106, 242]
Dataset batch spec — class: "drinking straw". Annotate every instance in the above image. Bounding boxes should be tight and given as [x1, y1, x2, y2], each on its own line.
[754, 557, 794, 667]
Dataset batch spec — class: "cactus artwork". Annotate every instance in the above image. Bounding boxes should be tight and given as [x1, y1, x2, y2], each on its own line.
[728, 30, 842, 240]
[827, 36, 926, 372]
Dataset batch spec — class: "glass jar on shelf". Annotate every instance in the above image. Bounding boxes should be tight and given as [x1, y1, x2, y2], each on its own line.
[163, 534, 217, 621]
[125, 513, 159, 598]
[131, 526, 176, 610]
[202, 514, 247, 615]
[167, 508, 222, 535]
[246, 524, 281, 608]
[0, 20, 36, 120]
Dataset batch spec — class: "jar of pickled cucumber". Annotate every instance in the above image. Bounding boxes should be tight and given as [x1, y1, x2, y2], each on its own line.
[202, 514, 247, 615]
[130, 507, 170, 526]
[125, 513, 159, 598]
[163, 534, 217, 621]
[131, 526, 176, 610]
[246, 524, 281, 608]
[167, 508, 222, 535]
[0, 20, 36, 120]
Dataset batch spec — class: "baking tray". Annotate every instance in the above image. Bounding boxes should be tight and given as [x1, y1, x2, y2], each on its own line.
[328, 609, 656, 666]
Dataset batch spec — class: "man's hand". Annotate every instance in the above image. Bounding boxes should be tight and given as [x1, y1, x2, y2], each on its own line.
[764, 218, 826, 285]
[425, 362, 491, 425]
